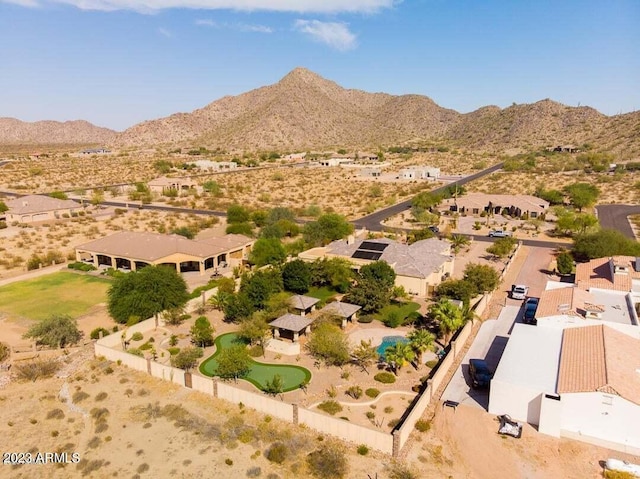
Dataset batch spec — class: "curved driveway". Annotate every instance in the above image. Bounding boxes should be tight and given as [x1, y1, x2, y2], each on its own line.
[596, 204, 640, 239]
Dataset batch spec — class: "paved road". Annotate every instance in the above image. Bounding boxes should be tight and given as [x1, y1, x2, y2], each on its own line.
[596, 204, 640, 239]
[441, 246, 556, 410]
[352, 162, 504, 231]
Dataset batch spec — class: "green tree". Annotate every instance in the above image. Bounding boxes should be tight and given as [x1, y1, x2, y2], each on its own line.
[23, 314, 81, 348]
[344, 280, 390, 314]
[0, 200, 7, 213]
[429, 299, 464, 344]
[263, 374, 284, 396]
[535, 187, 564, 205]
[407, 329, 435, 366]
[351, 339, 378, 374]
[225, 222, 254, 236]
[107, 266, 189, 325]
[306, 321, 351, 367]
[249, 238, 287, 267]
[359, 261, 396, 290]
[49, 191, 68, 200]
[450, 234, 471, 253]
[555, 209, 598, 236]
[412, 191, 442, 210]
[90, 189, 104, 206]
[435, 279, 476, 303]
[238, 312, 271, 356]
[250, 210, 269, 227]
[463, 263, 501, 295]
[240, 269, 284, 310]
[303, 213, 354, 247]
[202, 180, 222, 196]
[170, 226, 195, 239]
[485, 237, 517, 260]
[216, 344, 251, 381]
[171, 346, 203, 371]
[407, 227, 435, 244]
[267, 207, 296, 224]
[573, 229, 640, 260]
[190, 316, 214, 347]
[310, 258, 354, 293]
[556, 251, 574, 275]
[384, 341, 415, 375]
[563, 183, 600, 211]
[222, 293, 255, 322]
[282, 259, 312, 294]
[227, 204, 251, 224]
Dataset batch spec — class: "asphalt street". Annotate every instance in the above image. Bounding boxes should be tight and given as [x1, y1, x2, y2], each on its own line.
[596, 204, 640, 239]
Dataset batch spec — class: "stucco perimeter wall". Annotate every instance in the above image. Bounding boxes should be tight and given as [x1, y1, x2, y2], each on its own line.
[149, 361, 186, 387]
[95, 343, 148, 371]
[190, 374, 214, 395]
[216, 381, 294, 422]
[298, 408, 394, 455]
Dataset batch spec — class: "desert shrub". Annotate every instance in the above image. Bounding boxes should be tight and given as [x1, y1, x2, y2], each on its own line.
[265, 442, 288, 464]
[388, 418, 401, 428]
[131, 332, 144, 341]
[246, 467, 262, 478]
[14, 359, 60, 381]
[366, 411, 375, 420]
[139, 342, 153, 350]
[415, 420, 431, 432]
[0, 341, 8, 362]
[388, 463, 419, 479]
[306, 444, 348, 479]
[356, 445, 369, 456]
[345, 385, 362, 399]
[95, 392, 108, 401]
[317, 400, 343, 416]
[168, 347, 180, 356]
[72, 391, 90, 403]
[374, 372, 396, 384]
[46, 408, 65, 420]
[137, 463, 150, 473]
[384, 406, 394, 414]
[87, 436, 101, 448]
[225, 458, 233, 466]
[365, 388, 380, 398]
[90, 327, 110, 340]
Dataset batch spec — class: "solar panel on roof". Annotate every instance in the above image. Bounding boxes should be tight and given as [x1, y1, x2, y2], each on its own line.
[359, 241, 389, 252]
[352, 250, 383, 260]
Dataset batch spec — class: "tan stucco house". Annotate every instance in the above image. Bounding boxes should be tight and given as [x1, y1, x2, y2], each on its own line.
[4, 194, 84, 224]
[443, 193, 549, 218]
[147, 176, 198, 194]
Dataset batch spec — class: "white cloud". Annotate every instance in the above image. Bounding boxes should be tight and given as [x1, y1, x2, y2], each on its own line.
[158, 27, 172, 37]
[237, 23, 273, 33]
[195, 18, 272, 33]
[2, 0, 396, 14]
[293, 19, 356, 51]
[195, 18, 217, 26]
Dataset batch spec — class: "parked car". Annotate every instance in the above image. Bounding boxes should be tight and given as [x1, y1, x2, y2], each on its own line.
[428, 225, 440, 234]
[523, 297, 539, 324]
[469, 358, 493, 389]
[488, 230, 512, 238]
[511, 284, 528, 300]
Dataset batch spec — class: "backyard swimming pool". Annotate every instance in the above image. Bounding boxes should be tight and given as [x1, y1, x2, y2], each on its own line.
[199, 333, 311, 392]
[376, 335, 409, 358]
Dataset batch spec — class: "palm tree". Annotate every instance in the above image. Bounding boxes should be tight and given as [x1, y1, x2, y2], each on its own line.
[407, 329, 435, 367]
[450, 234, 470, 254]
[429, 299, 464, 345]
[384, 342, 415, 375]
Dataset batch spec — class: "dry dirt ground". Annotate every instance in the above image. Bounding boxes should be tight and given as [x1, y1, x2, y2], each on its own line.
[1, 346, 636, 479]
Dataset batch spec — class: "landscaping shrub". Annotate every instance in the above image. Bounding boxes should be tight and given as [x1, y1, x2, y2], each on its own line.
[128, 348, 143, 357]
[90, 328, 110, 340]
[131, 332, 144, 341]
[317, 400, 343, 416]
[374, 372, 396, 384]
[365, 388, 380, 398]
[68, 261, 97, 272]
[414, 420, 431, 432]
[168, 347, 180, 356]
[356, 445, 369, 456]
[357, 315, 374, 324]
[306, 444, 348, 479]
[425, 359, 438, 369]
[265, 442, 288, 464]
[345, 386, 363, 399]
[383, 310, 404, 328]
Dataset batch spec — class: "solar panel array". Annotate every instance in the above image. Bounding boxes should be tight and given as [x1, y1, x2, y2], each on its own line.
[351, 241, 389, 261]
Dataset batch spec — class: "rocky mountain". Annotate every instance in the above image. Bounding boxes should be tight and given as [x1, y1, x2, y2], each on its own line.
[0, 118, 116, 145]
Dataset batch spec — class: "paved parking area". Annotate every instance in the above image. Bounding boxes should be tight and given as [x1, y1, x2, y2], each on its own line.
[441, 246, 556, 409]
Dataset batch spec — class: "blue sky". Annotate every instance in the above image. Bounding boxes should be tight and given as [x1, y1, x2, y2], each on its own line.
[1, 0, 638, 131]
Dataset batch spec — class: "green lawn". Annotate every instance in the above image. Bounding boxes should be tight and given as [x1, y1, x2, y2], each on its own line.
[199, 333, 312, 392]
[306, 286, 338, 303]
[0, 272, 111, 321]
[374, 301, 421, 326]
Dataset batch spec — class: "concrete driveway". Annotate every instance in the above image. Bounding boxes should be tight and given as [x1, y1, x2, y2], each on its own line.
[441, 246, 556, 409]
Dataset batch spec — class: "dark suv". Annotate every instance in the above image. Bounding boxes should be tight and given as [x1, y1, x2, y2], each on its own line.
[469, 359, 492, 389]
[523, 297, 539, 324]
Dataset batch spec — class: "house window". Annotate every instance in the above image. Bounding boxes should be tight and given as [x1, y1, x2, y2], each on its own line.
[472, 208, 479, 215]
[530, 212, 538, 218]
[602, 395, 613, 406]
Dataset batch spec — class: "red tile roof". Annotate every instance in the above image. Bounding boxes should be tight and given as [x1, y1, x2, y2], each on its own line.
[575, 256, 639, 292]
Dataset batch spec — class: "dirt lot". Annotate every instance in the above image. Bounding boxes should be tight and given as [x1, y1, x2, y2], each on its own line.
[0, 346, 636, 479]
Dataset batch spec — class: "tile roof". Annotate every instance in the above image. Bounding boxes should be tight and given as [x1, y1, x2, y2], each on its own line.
[289, 295, 320, 311]
[6, 195, 81, 215]
[76, 231, 252, 262]
[536, 287, 600, 319]
[326, 237, 451, 279]
[320, 301, 361, 318]
[557, 325, 640, 405]
[269, 313, 315, 332]
[443, 193, 549, 213]
[576, 256, 640, 292]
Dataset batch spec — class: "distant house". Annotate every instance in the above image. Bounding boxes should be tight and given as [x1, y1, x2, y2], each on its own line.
[190, 160, 238, 171]
[4, 194, 83, 224]
[299, 237, 454, 297]
[357, 152, 379, 162]
[319, 155, 354, 167]
[147, 176, 198, 194]
[442, 193, 549, 219]
[550, 145, 580, 153]
[359, 167, 382, 178]
[80, 148, 111, 155]
[75, 231, 254, 275]
[399, 166, 440, 180]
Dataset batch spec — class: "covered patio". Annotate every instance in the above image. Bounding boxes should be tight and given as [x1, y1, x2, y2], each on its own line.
[320, 301, 361, 329]
[289, 294, 320, 316]
[269, 314, 315, 342]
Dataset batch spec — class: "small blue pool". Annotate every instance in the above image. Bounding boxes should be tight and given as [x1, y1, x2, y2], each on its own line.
[377, 335, 409, 358]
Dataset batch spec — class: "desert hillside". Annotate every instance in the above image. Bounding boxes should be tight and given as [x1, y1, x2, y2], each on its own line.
[0, 118, 116, 145]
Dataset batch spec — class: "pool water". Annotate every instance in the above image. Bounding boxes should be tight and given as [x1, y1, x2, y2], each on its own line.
[376, 335, 409, 358]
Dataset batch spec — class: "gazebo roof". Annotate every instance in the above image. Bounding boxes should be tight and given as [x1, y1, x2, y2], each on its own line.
[320, 301, 361, 318]
[269, 314, 315, 332]
[289, 294, 320, 311]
